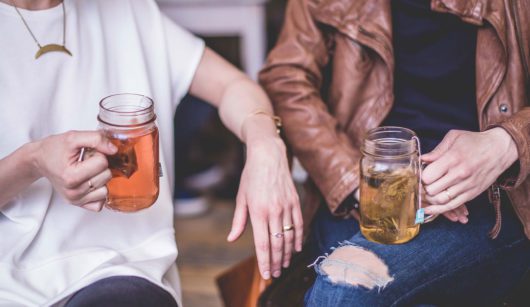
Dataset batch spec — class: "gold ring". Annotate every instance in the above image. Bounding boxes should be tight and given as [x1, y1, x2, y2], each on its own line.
[445, 189, 454, 201]
[283, 224, 294, 232]
[271, 232, 284, 238]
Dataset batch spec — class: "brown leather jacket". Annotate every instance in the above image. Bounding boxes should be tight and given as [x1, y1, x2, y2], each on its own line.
[260, 0, 530, 239]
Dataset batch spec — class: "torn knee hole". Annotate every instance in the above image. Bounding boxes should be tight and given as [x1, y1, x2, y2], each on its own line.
[320, 245, 393, 289]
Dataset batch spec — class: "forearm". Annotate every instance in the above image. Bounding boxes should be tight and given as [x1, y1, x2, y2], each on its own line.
[188, 47, 278, 144]
[209, 70, 287, 169]
[218, 78, 278, 144]
[0, 142, 40, 208]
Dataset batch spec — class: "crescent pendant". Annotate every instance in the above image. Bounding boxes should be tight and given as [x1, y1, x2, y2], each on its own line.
[35, 44, 73, 59]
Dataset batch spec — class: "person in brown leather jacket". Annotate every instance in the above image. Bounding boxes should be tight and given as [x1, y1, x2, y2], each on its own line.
[260, 0, 530, 305]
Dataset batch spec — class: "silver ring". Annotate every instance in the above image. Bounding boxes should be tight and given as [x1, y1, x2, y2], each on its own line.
[271, 232, 284, 238]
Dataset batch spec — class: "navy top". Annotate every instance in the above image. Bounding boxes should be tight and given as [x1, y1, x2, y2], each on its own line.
[382, 0, 479, 153]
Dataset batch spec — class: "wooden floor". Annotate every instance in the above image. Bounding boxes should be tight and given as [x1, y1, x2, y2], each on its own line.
[175, 199, 254, 307]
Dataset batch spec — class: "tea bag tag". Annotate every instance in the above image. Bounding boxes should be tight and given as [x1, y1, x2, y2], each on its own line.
[413, 135, 425, 225]
[415, 208, 425, 224]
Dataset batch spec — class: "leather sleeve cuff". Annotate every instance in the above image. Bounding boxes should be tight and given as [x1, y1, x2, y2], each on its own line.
[333, 191, 359, 218]
[490, 117, 530, 189]
[325, 169, 359, 217]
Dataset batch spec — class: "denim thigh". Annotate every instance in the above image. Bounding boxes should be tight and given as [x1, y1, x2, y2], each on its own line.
[305, 197, 530, 307]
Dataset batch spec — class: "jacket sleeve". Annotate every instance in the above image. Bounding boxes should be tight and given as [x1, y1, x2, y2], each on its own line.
[259, 0, 359, 214]
[496, 2, 530, 189]
[497, 107, 530, 189]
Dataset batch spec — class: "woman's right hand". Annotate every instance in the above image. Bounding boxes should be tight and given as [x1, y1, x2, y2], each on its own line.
[421, 187, 468, 224]
[33, 131, 117, 211]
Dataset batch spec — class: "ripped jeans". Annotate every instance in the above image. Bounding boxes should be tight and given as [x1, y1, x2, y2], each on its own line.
[305, 193, 530, 306]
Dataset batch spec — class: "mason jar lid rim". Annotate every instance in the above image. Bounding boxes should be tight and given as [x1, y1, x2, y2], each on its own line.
[97, 114, 157, 128]
[99, 93, 154, 114]
[362, 126, 418, 157]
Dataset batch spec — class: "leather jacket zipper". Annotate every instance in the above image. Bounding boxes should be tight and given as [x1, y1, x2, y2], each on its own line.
[488, 184, 502, 239]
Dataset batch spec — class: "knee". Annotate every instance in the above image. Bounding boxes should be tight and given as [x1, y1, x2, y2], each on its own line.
[318, 245, 393, 290]
[306, 245, 394, 306]
[66, 276, 177, 307]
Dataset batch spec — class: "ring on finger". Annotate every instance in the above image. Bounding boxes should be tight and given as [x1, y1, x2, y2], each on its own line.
[88, 180, 95, 192]
[444, 189, 454, 201]
[271, 232, 284, 238]
[283, 224, 294, 232]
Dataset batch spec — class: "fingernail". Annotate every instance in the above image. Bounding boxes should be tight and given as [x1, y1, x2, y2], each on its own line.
[283, 262, 289, 268]
[108, 142, 118, 153]
[263, 271, 270, 280]
[83, 202, 101, 212]
[462, 217, 468, 223]
[296, 246, 302, 252]
[273, 270, 281, 278]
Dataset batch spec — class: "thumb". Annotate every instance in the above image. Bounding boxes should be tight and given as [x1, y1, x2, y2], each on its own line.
[422, 131, 459, 162]
[69, 131, 118, 155]
[227, 198, 248, 242]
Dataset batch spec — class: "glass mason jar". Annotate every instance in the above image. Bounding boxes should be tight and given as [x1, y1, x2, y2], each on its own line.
[98, 94, 160, 212]
[360, 126, 420, 244]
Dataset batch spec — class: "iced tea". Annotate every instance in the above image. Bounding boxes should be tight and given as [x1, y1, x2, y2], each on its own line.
[360, 167, 419, 244]
[106, 127, 159, 212]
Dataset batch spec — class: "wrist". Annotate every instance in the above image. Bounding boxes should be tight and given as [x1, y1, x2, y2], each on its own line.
[246, 134, 286, 156]
[242, 113, 281, 143]
[240, 109, 281, 142]
[20, 141, 43, 181]
[486, 127, 518, 168]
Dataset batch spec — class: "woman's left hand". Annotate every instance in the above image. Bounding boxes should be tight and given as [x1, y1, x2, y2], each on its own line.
[421, 128, 518, 216]
[227, 137, 303, 280]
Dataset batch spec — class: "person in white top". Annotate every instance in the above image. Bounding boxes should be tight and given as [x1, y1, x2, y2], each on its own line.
[0, 0, 303, 305]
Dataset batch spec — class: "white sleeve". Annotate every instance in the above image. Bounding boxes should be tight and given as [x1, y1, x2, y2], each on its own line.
[161, 14, 205, 106]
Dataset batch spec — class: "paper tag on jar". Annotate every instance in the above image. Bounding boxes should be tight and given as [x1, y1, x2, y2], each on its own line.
[415, 208, 425, 224]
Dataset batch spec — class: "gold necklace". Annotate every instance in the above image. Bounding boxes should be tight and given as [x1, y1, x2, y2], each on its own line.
[10, 0, 72, 59]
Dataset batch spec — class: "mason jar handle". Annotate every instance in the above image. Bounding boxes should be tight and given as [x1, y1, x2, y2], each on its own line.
[423, 212, 439, 223]
[414, 137, 439, 225]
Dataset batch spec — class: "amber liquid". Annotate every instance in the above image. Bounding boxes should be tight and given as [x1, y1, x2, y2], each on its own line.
[106, 127, 159, 212]
[360, 168, 419, 244]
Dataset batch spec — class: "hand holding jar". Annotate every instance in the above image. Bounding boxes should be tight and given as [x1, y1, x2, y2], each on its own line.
[32, 131, 117, 212]
[422, 129, 518, 216]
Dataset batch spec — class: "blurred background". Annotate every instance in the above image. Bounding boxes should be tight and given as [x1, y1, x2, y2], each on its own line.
[156, 0, 288, 306]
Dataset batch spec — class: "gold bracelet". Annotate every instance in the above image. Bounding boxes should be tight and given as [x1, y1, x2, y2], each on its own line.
[241, 109, 282, 137]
